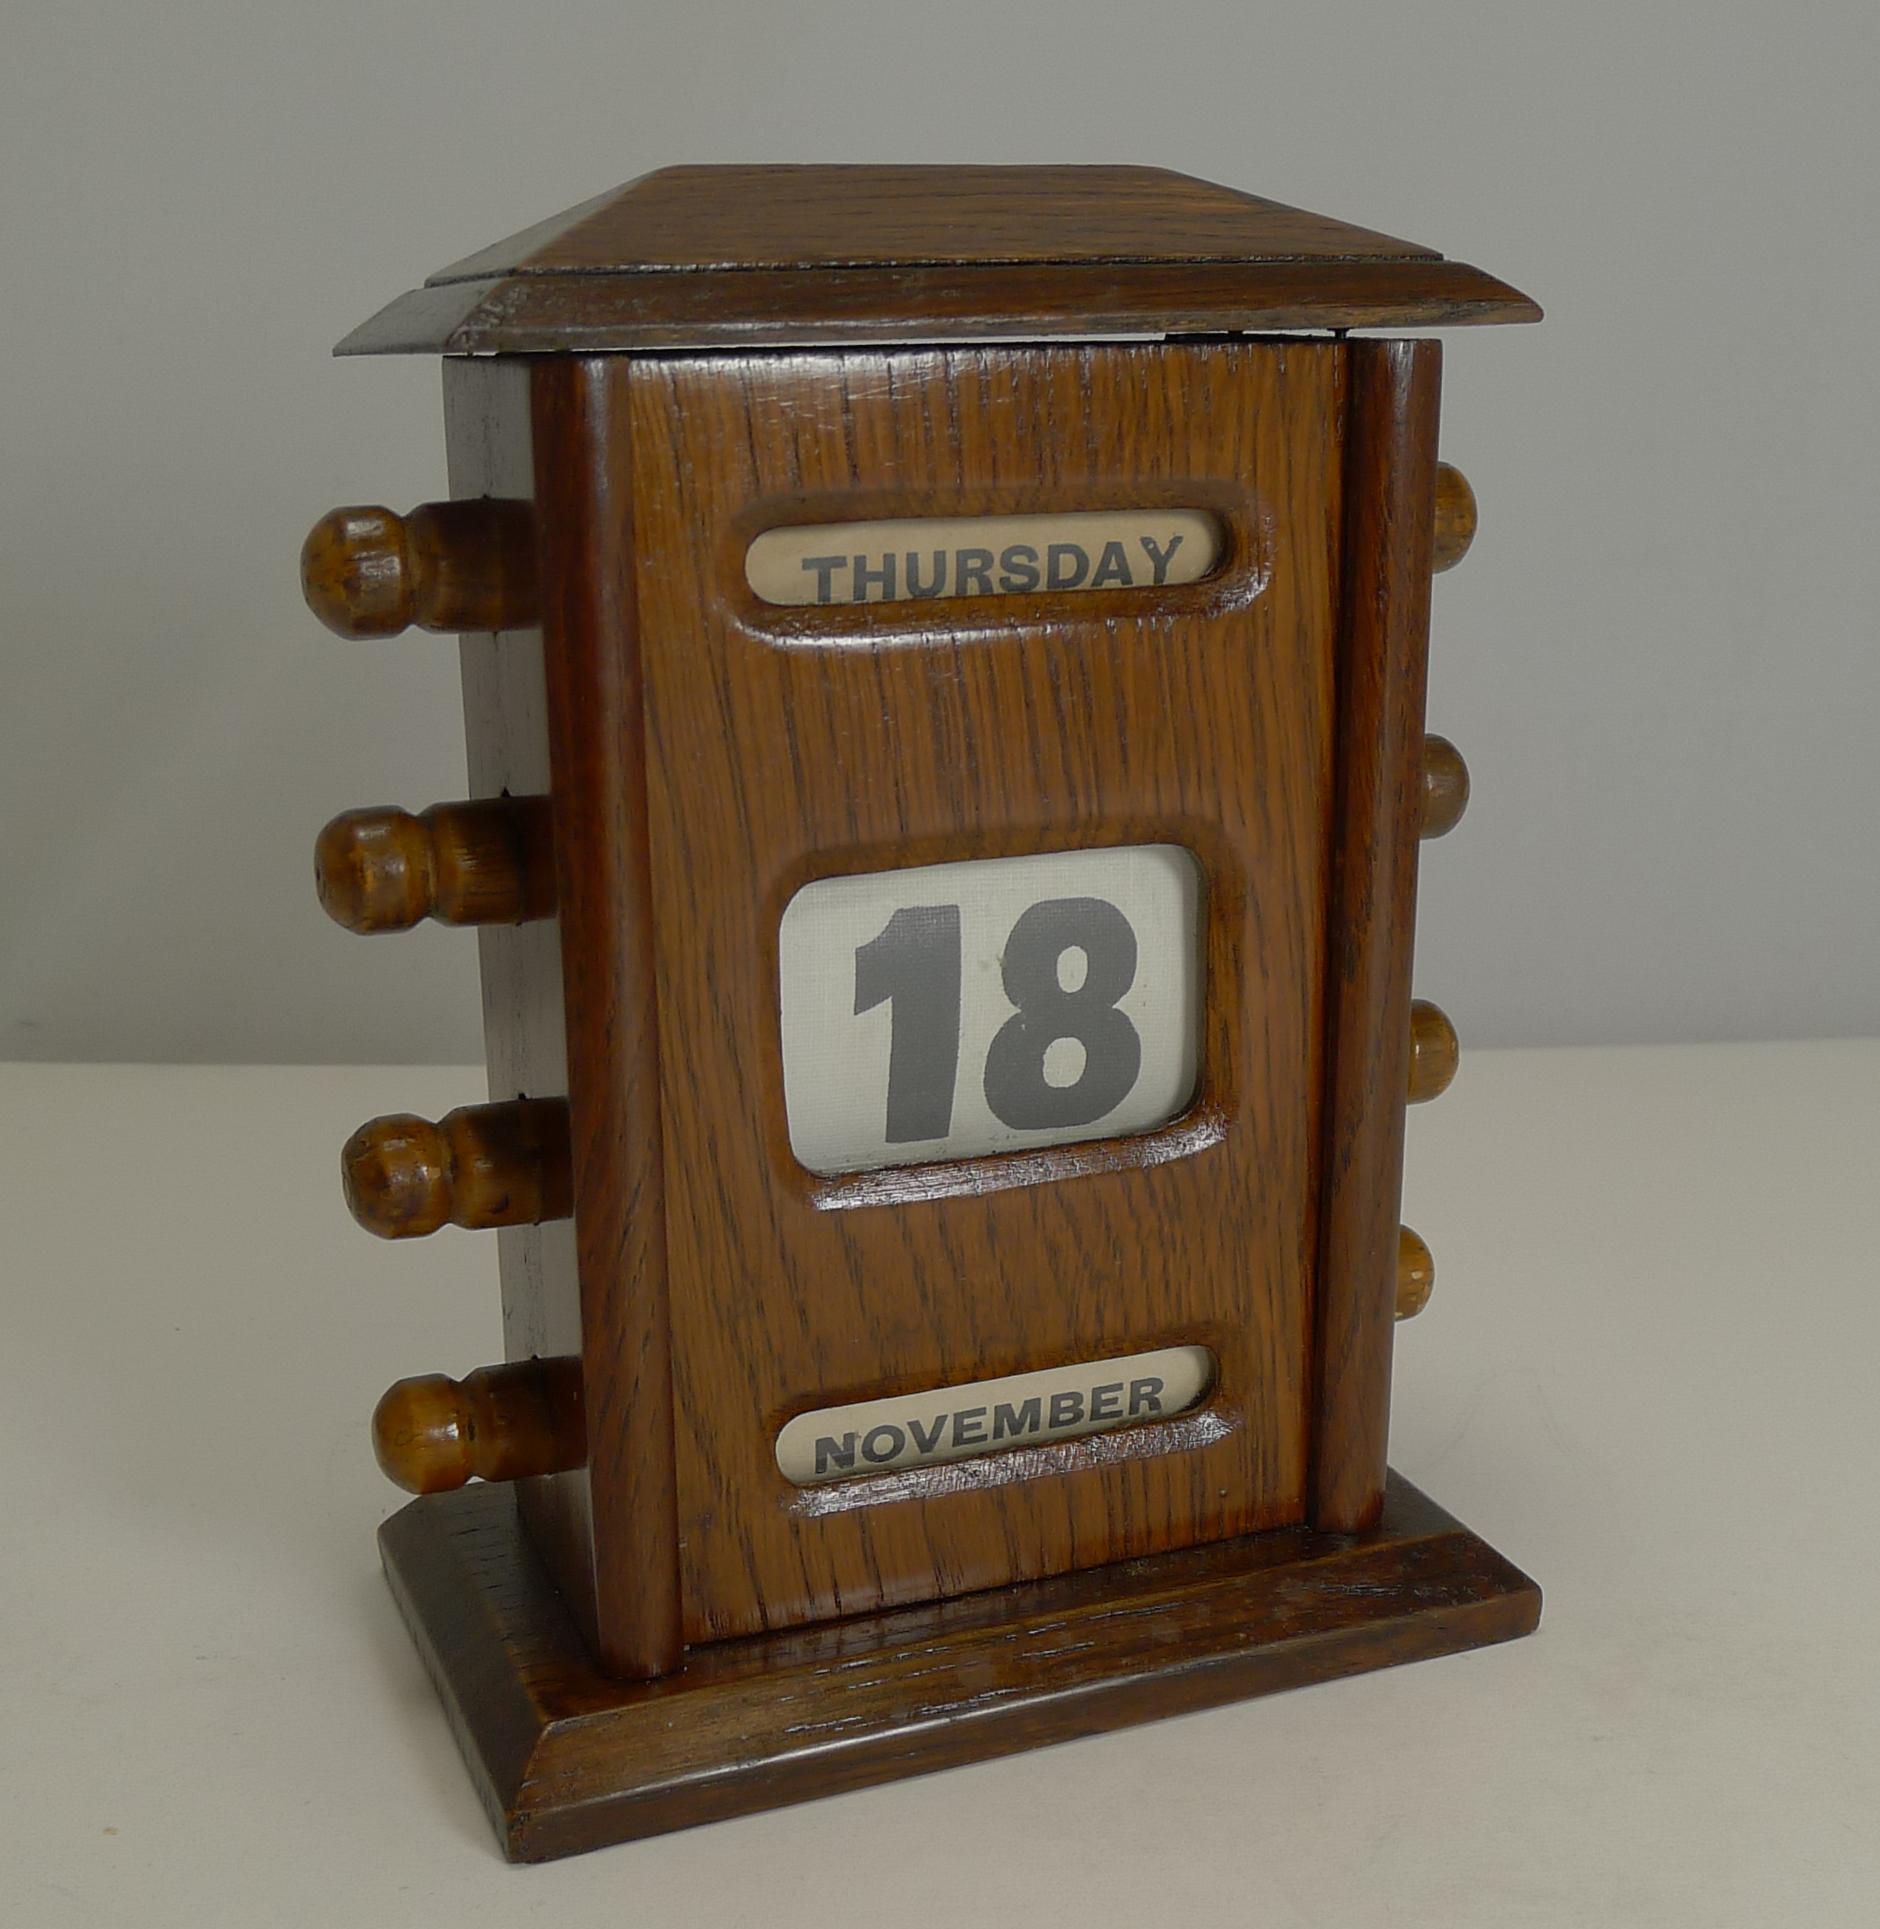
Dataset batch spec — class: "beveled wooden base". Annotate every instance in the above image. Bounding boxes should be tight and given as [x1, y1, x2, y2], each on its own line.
[380, 1474, 1540, 1862]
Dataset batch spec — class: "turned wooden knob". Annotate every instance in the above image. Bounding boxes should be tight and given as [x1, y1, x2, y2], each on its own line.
[301, 498, 537, 639]
[1396, 1226, 1435, 1320]
[1431, 463, 1477, 572]
[1421, 734, 1471, 838]
[315, 796, 555, 933]
[1407, 1000, 1460, 1103]
[372, 1358, 585, 1494]
[341, 1098, 571, 1239]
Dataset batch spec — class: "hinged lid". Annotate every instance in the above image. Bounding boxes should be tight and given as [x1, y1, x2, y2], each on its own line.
[338, 164, 1538, 356]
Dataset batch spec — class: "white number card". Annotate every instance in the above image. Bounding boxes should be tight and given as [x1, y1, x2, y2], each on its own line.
[779, 846, 1203, 1175]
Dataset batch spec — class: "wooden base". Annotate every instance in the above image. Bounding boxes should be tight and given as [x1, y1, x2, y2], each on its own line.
[379, 1474, 1540, 1862]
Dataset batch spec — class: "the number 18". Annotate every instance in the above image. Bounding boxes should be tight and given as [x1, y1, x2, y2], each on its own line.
[854, 896, 1144, 1144]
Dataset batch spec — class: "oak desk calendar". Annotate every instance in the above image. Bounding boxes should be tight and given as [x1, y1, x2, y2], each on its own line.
[300, 164, 1542, 1861]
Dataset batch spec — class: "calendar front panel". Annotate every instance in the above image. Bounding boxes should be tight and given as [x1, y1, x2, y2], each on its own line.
[629, 341, 1344, 1640]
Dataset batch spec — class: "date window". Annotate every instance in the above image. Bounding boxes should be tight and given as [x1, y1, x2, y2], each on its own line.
[779, 846, 1203, 1175]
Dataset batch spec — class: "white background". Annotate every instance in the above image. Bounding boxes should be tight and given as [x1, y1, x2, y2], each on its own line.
[3, 2, 1877, 1062]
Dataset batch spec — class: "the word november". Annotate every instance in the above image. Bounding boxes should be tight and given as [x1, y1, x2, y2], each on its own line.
[775, 1344, 1214, 1484]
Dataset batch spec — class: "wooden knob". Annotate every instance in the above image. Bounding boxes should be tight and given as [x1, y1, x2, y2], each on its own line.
[1421, 735, 1471, 838]
[301, 498, 537, 639]
[1407, 1000, 1459, 1103]
[314, 796, 555, 933]
[341, 1098, 571, 1239]
[1396, 1226, 1435, 1320]
[372, 1358, 585, 1494]
[1431, 463, 1477, 572]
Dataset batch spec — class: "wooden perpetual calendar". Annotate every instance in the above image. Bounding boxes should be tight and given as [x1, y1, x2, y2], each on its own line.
[302, 165, 1542, 1861]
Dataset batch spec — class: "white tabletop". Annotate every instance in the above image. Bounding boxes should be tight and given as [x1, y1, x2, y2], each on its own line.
[3, 1045, 1875, 1925]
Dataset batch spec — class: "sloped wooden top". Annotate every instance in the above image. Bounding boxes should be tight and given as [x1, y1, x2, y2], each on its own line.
[338, 165, 1538, 356]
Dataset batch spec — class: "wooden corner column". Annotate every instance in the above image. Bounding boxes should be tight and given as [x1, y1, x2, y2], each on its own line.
[528, 358, 683, 1681]
[1312, 338, 1443, 1533]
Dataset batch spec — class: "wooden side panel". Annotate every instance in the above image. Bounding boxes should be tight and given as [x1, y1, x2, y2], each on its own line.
[527, 361, 684, 1679]
[1310, 339, 1443, 1531]
[443, 359, 599, 1644]
[628, 342, 1344, 1642]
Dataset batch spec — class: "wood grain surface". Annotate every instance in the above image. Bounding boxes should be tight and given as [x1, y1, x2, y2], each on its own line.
[344, 260, 1540, 357]
[625, 341, 1342, 1640]
[529, 363, 685, 1678]
[340, 1097, 570, 1240]
[1420, 733, 1471, 838]
[300, 499, 537, 636]
[373, 1359, 585, 1495]
[338, 166, 1538, 356]
[430, 333, 1454, 1667]
[313, 796, 555, 932]
[431, 165, 1441, 277]
[1310, 340, 1442, 1532]
[1430, 461, 1478, 572]
[379, 1471, 1540, 1860]
[1407, 999, 1460, 1103]
[1395, 1225, 1436, 1320]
